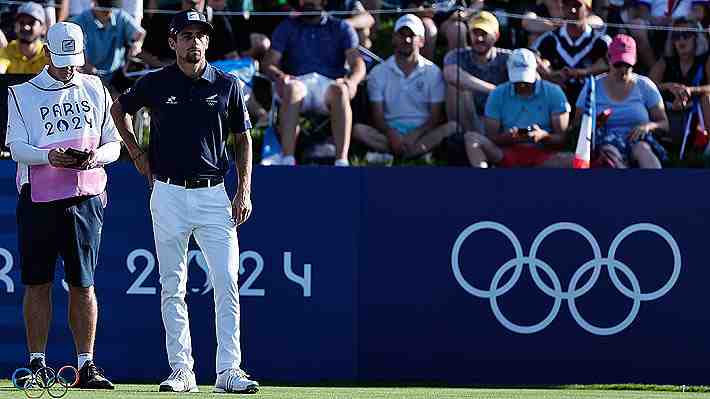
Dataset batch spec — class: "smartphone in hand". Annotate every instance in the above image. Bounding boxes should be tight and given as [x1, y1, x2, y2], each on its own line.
[65, 148, 90, 166]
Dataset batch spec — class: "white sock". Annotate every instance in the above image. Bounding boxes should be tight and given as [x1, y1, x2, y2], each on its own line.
[78, 353, 93, 369]
[281, 155, 296, 166]
[29, 353, 45, 364]
[334, 158, 349, 167]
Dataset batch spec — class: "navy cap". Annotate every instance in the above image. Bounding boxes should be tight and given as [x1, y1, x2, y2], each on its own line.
[169, 9, 213, 36]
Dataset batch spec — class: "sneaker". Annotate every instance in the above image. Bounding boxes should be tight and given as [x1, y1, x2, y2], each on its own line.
[159, 368, 199, 393]
[15, 358, 46, 388]
[77, 360, 114, 390]
[260, 152, 282, 166]
[214, 368, 259, 394]
[28, 358, 45, 373]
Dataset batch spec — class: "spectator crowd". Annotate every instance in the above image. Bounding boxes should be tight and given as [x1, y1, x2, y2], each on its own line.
[1, 0, 710, 168]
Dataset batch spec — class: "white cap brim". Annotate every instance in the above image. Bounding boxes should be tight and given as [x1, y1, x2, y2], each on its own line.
[50, 52, 84, 68]
[510, 69, 536, 84]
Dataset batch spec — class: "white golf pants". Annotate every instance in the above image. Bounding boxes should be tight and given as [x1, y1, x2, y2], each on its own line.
[149, 180, 242, 375]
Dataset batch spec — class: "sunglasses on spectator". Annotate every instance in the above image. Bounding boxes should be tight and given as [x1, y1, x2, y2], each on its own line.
[612, 62, 632, 69]
[671, 31, 694, 41]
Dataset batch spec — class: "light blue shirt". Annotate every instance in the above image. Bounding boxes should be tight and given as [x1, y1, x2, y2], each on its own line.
[71, 9, 143, 81]
[484, 80, 571, 133]
[576, 74, 663, 139]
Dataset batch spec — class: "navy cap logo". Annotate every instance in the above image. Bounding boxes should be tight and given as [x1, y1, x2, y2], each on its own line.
[62, 39, 75, 53]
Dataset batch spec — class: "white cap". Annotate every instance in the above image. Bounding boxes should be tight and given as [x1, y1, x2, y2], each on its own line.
[507, 48, 537, 84]
[394, 14, 425, 37]
[46, 22, 85, 68]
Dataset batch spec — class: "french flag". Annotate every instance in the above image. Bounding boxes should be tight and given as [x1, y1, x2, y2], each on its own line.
[573, 77, 596, 169]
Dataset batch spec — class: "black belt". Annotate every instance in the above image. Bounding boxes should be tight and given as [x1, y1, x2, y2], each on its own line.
[154, 175, 223, 189]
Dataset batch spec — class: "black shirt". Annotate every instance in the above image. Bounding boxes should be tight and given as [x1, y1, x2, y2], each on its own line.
[660, 53, 709, 102]
[118, 63, 251, 179]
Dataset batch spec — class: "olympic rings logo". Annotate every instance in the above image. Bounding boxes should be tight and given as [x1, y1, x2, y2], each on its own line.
[12, 366, 79, 398]
[451, 222, 682, 336]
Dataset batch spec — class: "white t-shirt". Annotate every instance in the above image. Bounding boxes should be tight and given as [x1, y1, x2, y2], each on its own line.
[367, 55, 446, 130]
[6, 67, 121, 201]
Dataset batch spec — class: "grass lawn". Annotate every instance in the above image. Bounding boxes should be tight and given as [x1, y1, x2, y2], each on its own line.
[4, 381, 710, 398]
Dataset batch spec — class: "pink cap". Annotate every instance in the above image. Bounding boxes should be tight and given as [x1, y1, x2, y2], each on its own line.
[608, 34, 637, 66]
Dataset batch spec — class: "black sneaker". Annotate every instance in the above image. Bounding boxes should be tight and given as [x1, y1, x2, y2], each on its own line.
[15, 358, 46, 388]
[77, 360, 114, 390]
[28, 358, 46, 372]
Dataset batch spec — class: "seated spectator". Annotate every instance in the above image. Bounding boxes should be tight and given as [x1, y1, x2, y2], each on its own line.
[352, 14, 456, 159]
[326, 0, 375, 48]
[204, 0, 239, 61]
[533, 0, 610, 110]
[261, 0, 366, 166]
[122, 0, 143, 25]
[234, 0, 290, 61]
[596, 0, 656, 73]
[649, 18, 710, 143]
[140, 0, 211, 67]
[208, 0, 270, 61]
[401, 0, 441, 61]
[71, 0, 145, 93]
[58, 0, 92, 21]
[691, 0, 710, 27]
[443, 11, 510, 134]
[636, 0, 698, 56]
[0, 2, 47, 74]
[575, 35, 669, 168]
[463, 48, 572, 168]
[639, 0, 693, 25]
[521, 0, 564, 47]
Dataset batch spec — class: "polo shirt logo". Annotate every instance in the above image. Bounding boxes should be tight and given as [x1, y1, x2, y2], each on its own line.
[165, 96, 178, 105]
[62, 39, 75, 53]
[415, 81, 425, 92]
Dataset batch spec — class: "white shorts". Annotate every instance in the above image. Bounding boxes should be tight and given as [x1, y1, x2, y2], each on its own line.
[278, 72, 334, 115]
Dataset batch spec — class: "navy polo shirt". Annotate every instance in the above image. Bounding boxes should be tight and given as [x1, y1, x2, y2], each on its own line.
[270, 14, 358, 79]
[118, 63, 251, 180]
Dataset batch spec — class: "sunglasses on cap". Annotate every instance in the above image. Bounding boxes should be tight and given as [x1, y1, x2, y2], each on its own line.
[671, 31, 695, 41]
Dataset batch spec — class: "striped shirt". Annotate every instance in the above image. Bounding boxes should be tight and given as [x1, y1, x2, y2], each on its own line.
[532, 24, 611, 105]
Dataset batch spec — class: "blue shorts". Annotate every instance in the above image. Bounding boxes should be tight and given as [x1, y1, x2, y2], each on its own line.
[389, 122, 418, 135]
[16, 185, 104, 287]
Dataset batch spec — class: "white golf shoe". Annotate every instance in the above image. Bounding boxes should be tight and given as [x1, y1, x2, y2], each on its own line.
[159, 368, 199, 393]
[213, 368, 259, 394]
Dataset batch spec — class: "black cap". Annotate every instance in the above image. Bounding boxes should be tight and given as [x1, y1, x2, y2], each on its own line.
[169, 9, 214, 36]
